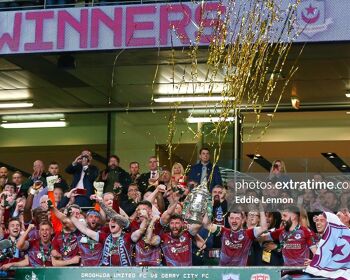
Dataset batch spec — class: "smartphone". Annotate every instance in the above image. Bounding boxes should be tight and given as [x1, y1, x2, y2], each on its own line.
[75, 188, 87, 195]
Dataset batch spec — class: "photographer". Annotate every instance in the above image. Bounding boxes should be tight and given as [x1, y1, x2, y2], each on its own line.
[65, 149, 99, 207]
[100, 155, 131, 195]
[21, 160, 47, 196]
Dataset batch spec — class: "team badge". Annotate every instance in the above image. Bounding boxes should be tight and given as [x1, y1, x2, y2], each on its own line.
[251, 274, 270, 280]
[238, 234, 244, 241]
[296, 0, 333, 38]
[295, 233, 301, 240]
[179, 236, 186, 242]
[222, 273, 240, 280]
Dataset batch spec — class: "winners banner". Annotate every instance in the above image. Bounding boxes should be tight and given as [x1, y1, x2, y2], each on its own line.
[15, 267, 283, 280]
[0, 0, 349, 54]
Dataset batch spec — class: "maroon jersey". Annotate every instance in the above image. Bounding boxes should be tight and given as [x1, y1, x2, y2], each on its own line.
[52, 230, 80, 260]
[78, 231, 108, 266]
[28, 239, 52, 267]
[160, 230, 192, 266]
[101, 232, 133, 266]
[269, 225, 316, 266]
[219, 227, 255, 266]
[134, 239, 162, 266]
[131, 219, 163, 266]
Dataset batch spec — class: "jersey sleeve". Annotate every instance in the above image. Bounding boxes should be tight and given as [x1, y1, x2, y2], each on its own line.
[303, 227, 317, 248]
[269, 228, 283, 241]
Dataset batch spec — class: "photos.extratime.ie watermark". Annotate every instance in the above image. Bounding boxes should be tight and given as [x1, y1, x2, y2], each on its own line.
[227, 173, 350, 210]
[234, 179, 350, 191]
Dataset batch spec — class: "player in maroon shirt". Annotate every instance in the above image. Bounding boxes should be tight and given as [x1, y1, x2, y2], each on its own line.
[50, 204, 82, 266]
[160, 214, 205, 266]
[101, 215, 133, 266]
[70, 209, 110, 266]
[265, 206, 317, 266]
[204, 207, 267, 266]
[0, 218, 27, 270]
[15, 222, 56, 267]
[131, 206, 162, 266]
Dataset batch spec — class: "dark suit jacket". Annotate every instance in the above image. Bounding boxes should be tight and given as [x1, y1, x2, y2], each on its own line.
[188, 161, 222, 191]
[137, 172, 151, 195]
[65, 163, 99, 207]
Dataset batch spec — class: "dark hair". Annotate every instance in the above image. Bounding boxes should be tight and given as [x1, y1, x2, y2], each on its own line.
[169, 214, 183, 222]
[284, 206, 300, 217]
[137, 200, 152, 209]
[199, 148, 210, 154]
[228, 211, 244, 218]
[4, 183, 15, 189]
[212, 185, 224, 190]
[49, 161, 59, 166]
[109, 155, 120, 164]
[129, 161, 139, 167]
[7, 217, 20, 228]
[12, 171, 22, 176]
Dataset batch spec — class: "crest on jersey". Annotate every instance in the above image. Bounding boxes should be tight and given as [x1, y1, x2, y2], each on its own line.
[222, 274, 240, 280]
[238, 234, 244, 241]
[295, 233, 301, 240]
[179, 236, 186, 242]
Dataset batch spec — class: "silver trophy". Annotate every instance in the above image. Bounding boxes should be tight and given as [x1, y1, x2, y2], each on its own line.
[93, 182, 105, 198]
[182, 179, 213, 224]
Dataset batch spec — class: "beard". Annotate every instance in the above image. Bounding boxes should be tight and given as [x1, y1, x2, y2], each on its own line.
[283, 218, 293, 231]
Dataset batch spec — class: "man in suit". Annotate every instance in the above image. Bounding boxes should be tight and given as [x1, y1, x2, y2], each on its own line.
[65, 149, 99, 207]
[188, 148, 222, 192]
[137, 156, 159, 195]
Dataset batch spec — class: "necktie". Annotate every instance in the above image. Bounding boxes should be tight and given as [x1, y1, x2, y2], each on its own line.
[200, 165, 207, 183]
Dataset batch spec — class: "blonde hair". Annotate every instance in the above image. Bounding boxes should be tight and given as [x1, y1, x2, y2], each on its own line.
[171, 162, 185, 176]
[270, 159, 287, 173]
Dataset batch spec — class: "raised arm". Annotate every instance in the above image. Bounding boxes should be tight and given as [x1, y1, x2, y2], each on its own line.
[92, 195, 129, 228]
[253, 203, 268, 237]
[70, 216, 99, 241]
[131, 218, 148, 243]
[17, 224, 34, 251]
[160, 194, 180, 225]
[202, 212, 220, 234]
[144, 216, 160, 246]
[23, 193, 34, 224]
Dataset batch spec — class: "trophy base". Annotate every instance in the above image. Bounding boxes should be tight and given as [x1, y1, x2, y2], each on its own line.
[184, 217, 202, 225]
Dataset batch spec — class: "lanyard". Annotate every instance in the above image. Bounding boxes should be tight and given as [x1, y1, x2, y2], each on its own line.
[279, 224, 300, 251]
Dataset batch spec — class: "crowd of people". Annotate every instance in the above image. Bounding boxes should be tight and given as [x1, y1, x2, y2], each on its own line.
[0, 148, 348, 276]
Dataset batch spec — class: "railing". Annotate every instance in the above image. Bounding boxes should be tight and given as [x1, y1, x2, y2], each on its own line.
[4, 266, 327, 280]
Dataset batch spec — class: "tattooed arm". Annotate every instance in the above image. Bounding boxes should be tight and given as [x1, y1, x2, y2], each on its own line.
[91, 195, 129, 228]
